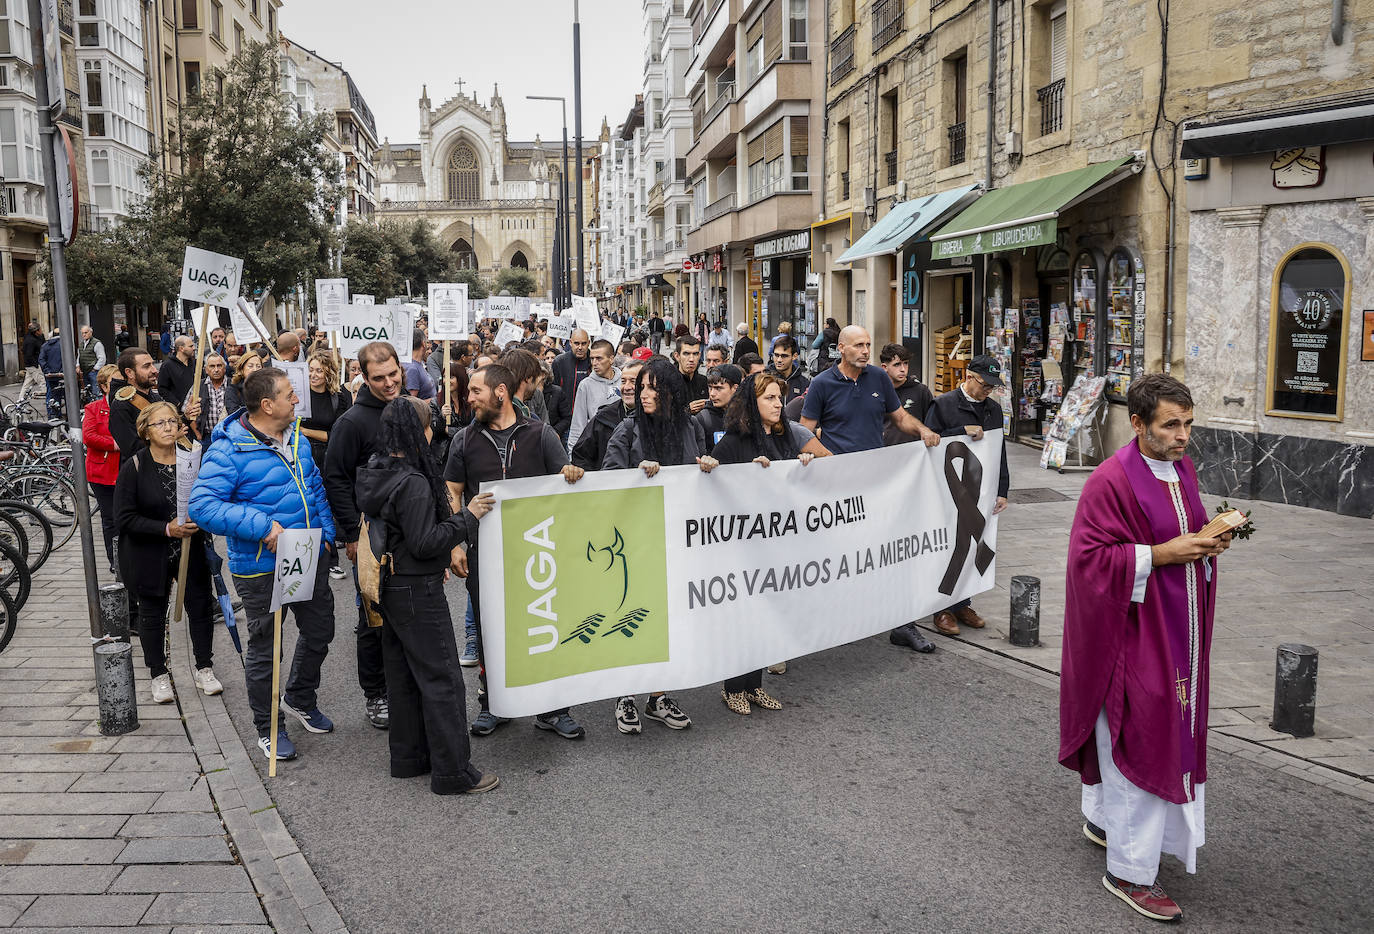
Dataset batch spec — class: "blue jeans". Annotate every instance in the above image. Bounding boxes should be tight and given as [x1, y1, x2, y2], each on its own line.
[464, 599, 476, 646]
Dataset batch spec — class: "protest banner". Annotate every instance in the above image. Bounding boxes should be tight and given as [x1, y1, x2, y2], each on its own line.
[314, 279, 348, 328]
[494, 322, 524, 348]
[274, 358, 312, 420]
[338, 302, 408, 359]
[478, 433, 1003, 717]
[533, 302, 555, 320]
[353, 294, 376, 306]
[175, 442, 201, 523]
[267, 527, 323, 776]
[487, 295, 516, 320]
[600, 320, 626, 347]
[179, 246, 243, 308]
[427, 283, 469, 340]
[547, 312, 574, 341]
[570, 295, 600, 335]
[515, 297, 532, 320]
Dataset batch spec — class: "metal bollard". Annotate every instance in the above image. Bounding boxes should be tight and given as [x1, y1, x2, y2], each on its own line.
[98, 583, 130, 642]
[1009, 575, 1041, 647]
[94, 642, 139, 735]
[1271, 643, 1318, 737]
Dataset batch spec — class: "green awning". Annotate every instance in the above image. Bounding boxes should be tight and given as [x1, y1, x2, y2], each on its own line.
[927, 156, 1141, 259]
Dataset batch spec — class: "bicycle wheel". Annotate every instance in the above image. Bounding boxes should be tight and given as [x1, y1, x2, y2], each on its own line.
[0, 500, 52, 573]
[5, 475, 76, 548]
[0, 508, 29, 568]
[38, 446, 74, 477]
[0, 536, 31, 611]
[0, 586, 16, 654]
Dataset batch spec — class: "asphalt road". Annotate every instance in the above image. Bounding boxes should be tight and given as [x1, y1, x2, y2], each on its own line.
[210, 573, 1374, 934]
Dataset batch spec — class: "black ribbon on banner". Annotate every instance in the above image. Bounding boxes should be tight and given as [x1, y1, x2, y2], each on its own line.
[939, 441, 996, 595]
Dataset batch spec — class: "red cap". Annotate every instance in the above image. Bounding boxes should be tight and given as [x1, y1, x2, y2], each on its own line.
[632, 347, 654, 361]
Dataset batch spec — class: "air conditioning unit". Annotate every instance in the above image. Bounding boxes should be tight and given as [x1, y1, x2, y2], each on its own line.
[896, 180, 907, 200]
[1006, 130, 1022, 158]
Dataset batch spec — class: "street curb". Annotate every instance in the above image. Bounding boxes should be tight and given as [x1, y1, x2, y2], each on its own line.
[920, 624, 1374, 805]
[169, 612, 351, 933]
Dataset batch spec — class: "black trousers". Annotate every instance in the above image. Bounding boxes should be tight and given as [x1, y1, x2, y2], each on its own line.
[90, 482, 116, 566]
[466, 547, 568, 718]
[724, 669, 763, 693]
[380, 573, 481, 794]
[136, 561, 214, 678]
[350, 562, 386, 700]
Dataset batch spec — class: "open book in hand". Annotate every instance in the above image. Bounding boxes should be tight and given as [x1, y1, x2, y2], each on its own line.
[1196, 509, 1250, 540]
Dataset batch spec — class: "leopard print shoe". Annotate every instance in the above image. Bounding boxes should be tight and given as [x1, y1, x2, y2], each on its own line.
[721, 690, 751, 715]
[746, 687, 782, 710]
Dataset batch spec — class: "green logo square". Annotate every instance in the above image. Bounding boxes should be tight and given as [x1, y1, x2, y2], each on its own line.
[501, 487, 669, 687]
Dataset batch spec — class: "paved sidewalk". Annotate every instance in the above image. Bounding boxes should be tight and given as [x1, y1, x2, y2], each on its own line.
[926, 442, 1374, 798]
[0, 532, 348, 931]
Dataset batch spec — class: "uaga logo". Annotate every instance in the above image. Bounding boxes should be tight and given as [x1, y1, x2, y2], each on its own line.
[502, 487, 669, 687]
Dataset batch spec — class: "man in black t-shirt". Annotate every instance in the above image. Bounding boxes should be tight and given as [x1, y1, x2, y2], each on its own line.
[673, 335, 708, 414]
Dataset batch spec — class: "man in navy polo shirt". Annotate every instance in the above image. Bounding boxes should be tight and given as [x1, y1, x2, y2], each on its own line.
[800, 326, 939, 453]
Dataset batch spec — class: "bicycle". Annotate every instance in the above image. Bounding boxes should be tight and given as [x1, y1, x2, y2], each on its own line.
[0, 462, 77, 548]
[0, 498, 54, 574]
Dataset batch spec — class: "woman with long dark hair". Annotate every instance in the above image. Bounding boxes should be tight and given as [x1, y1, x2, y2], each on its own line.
[711, 373, 831, 715]
[430, 361, 473, 467]
[602, 357, 718, 734]
[355, 396, 498, 796]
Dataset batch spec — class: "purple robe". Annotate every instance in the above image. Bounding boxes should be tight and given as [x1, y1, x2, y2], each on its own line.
[1059, 439, 1218, 805]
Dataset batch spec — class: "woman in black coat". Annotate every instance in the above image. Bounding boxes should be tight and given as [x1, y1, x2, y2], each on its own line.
[299, 352, 351, 576]
[114, 401, 218, 705]
[354, 396, 498, 796]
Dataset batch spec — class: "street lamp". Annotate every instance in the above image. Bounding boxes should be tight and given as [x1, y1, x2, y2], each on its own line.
[527, 95, 573, 304]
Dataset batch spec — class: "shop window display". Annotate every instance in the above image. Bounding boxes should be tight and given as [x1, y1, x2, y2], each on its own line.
[1105, 248, 1144, 400]
[984, 260, 1014, 432]
[1266, 244, 1349, 419]
[1071, 252, 1101, 385]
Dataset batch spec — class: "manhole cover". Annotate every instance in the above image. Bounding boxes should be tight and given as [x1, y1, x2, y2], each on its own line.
[1009, 487, 1071, 504]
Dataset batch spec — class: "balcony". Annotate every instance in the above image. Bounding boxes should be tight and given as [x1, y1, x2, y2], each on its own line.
[884, 150, 897, 186]
[59, 90, 81, 130]
[693, 0, 734, 69]
[1038, 78, 1065, 136]
[830, 24, 855, 85]
[872, 0, 903, 54]
[947, 122, 966, 166]
[647, 181, 665, 217]
[702, 192, 736, 223]
[701, 82, 735, 131]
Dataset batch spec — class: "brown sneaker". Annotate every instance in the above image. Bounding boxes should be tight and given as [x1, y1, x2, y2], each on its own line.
[464, 773, 500, 795]
[954, 606, 986, 629]
[933, 611, 960, 635]
[1102, 873, 1182, 922]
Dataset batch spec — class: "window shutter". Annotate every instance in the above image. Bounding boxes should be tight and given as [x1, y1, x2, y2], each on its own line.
[1050, 11, 1067, 81]
[764, 121, 784, 162]
[746, 13, 764, 50]
[790, 116, 808, 157]
[764, 1, 783, 65]
[747, 132, 765, 165]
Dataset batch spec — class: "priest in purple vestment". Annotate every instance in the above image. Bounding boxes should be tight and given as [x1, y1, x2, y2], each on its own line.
[1059, 373, 1232, 924]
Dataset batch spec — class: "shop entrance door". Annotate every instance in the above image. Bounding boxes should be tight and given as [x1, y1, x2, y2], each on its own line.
[923, 270, 973, 394]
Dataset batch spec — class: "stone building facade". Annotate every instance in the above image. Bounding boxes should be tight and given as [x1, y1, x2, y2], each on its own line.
[376, 85, 565, 297]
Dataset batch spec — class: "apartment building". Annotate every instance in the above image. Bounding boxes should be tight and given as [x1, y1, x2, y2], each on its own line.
[281, 36, 379, 227]
[76, 0, 150, 228]
[0, 2, 87, 372]
[683, 0, 826, 351]
[600, 95, 648, 312]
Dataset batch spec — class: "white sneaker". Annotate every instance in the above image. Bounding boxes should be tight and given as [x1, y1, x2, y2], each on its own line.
[151, 673, 175, 704]
[329, 564, 347, 580]
[193, 667, 223, 696]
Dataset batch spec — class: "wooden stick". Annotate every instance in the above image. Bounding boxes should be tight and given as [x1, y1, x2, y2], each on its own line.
[269, 608, 282, 777]
[443, 339, 451, 412]
[243, 309, 283, 361]
[173, 305, 212, 623]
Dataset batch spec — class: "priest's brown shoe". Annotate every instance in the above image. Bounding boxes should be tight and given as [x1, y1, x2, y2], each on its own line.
[933, 611, 960, 635]
[954, 607, 986, 629]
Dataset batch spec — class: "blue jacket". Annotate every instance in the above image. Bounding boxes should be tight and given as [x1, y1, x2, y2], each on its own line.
[38, 337, 63, 375]
[189, 412, 335, 577]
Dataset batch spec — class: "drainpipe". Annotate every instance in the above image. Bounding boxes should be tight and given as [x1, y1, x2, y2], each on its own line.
[1331, 0, 1344, 44]
[985, 0, 998, 190]
[1163, 155, 1177, 373]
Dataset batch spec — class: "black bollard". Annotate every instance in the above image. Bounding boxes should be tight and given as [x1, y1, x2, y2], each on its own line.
[94, 642, 139, 735]
[1009, 575, 1040, 647]
[98, 583, 130, 642]
[1271, 643, 1318, 737]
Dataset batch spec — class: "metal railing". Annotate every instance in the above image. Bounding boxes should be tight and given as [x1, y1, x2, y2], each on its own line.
[830, 24, 856, 84]
[872, 0, 904, 53]
[840, 170, 850, 200]
[702, 191, 736, 223]
[947, 122, 966, 165]
[1038, 78, 1065, 135]
[885, 150, 897, 185]
[703, 82, 735, 128]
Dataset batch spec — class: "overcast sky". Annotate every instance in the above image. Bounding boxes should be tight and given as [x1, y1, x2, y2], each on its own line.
[282, 0, 644, 145]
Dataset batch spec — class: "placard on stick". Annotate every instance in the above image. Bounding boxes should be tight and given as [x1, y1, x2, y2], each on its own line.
[179, 247, 243, 308]
[428, 283, 470, 340]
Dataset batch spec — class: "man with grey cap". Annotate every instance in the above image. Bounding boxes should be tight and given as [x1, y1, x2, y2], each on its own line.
[915, 354, 1010, 639]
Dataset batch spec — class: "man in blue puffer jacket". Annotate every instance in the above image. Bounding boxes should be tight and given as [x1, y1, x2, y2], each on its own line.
[190, 367, 337, 763]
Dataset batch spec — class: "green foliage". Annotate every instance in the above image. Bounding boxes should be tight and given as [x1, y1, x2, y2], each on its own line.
[454, 267, 490, 300]
[41, 224, 180, 308]
[135, 41, 339, 299]
[338, 218, 460, 301]
[340, 220, 400, 297]
[1216, 501, 1258, 541]
[493, 267, 537, 297]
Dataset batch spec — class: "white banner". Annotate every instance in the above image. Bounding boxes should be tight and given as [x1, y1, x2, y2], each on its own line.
[547, 313, 574, 341]
[487, 295, 515, 320]
[175, 442, 202, 524]
[179, 246, 243, 309]
[273, 358, 312, 420]
[314, 278, 349, 328]
[270, 528, 323, 612]
[428, 283, 469, 340]
[338, 303, 409, 360]
[570, 295, 600, 335]
[494, 322, 524, 348]
[477, 434, 1003, 717]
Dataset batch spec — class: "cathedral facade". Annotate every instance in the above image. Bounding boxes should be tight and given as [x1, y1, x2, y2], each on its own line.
[377, 84, 563, 295]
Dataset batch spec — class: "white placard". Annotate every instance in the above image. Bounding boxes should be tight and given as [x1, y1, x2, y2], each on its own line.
[274, 358, 312, 420]
[428, 283, 469, 340]
[514, 297, 533, 320]
[338, 303, 409, 359]
[487, 295, 516, 320]
[533, 302, 555, 320]
[600, 321, 626, 347]
[353, 294, 375, 306]
[546, 313, 573, 341]
[314, 279, 349, 328]
[571, 295, 600, 335]
[179, 246, 243, 309]
[175, 442, 202, 524]
[230, 297, 266, 346]
[270, 527, 324, 612]
[470, 298, 488, 322]
[494, 322, 524, 348]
